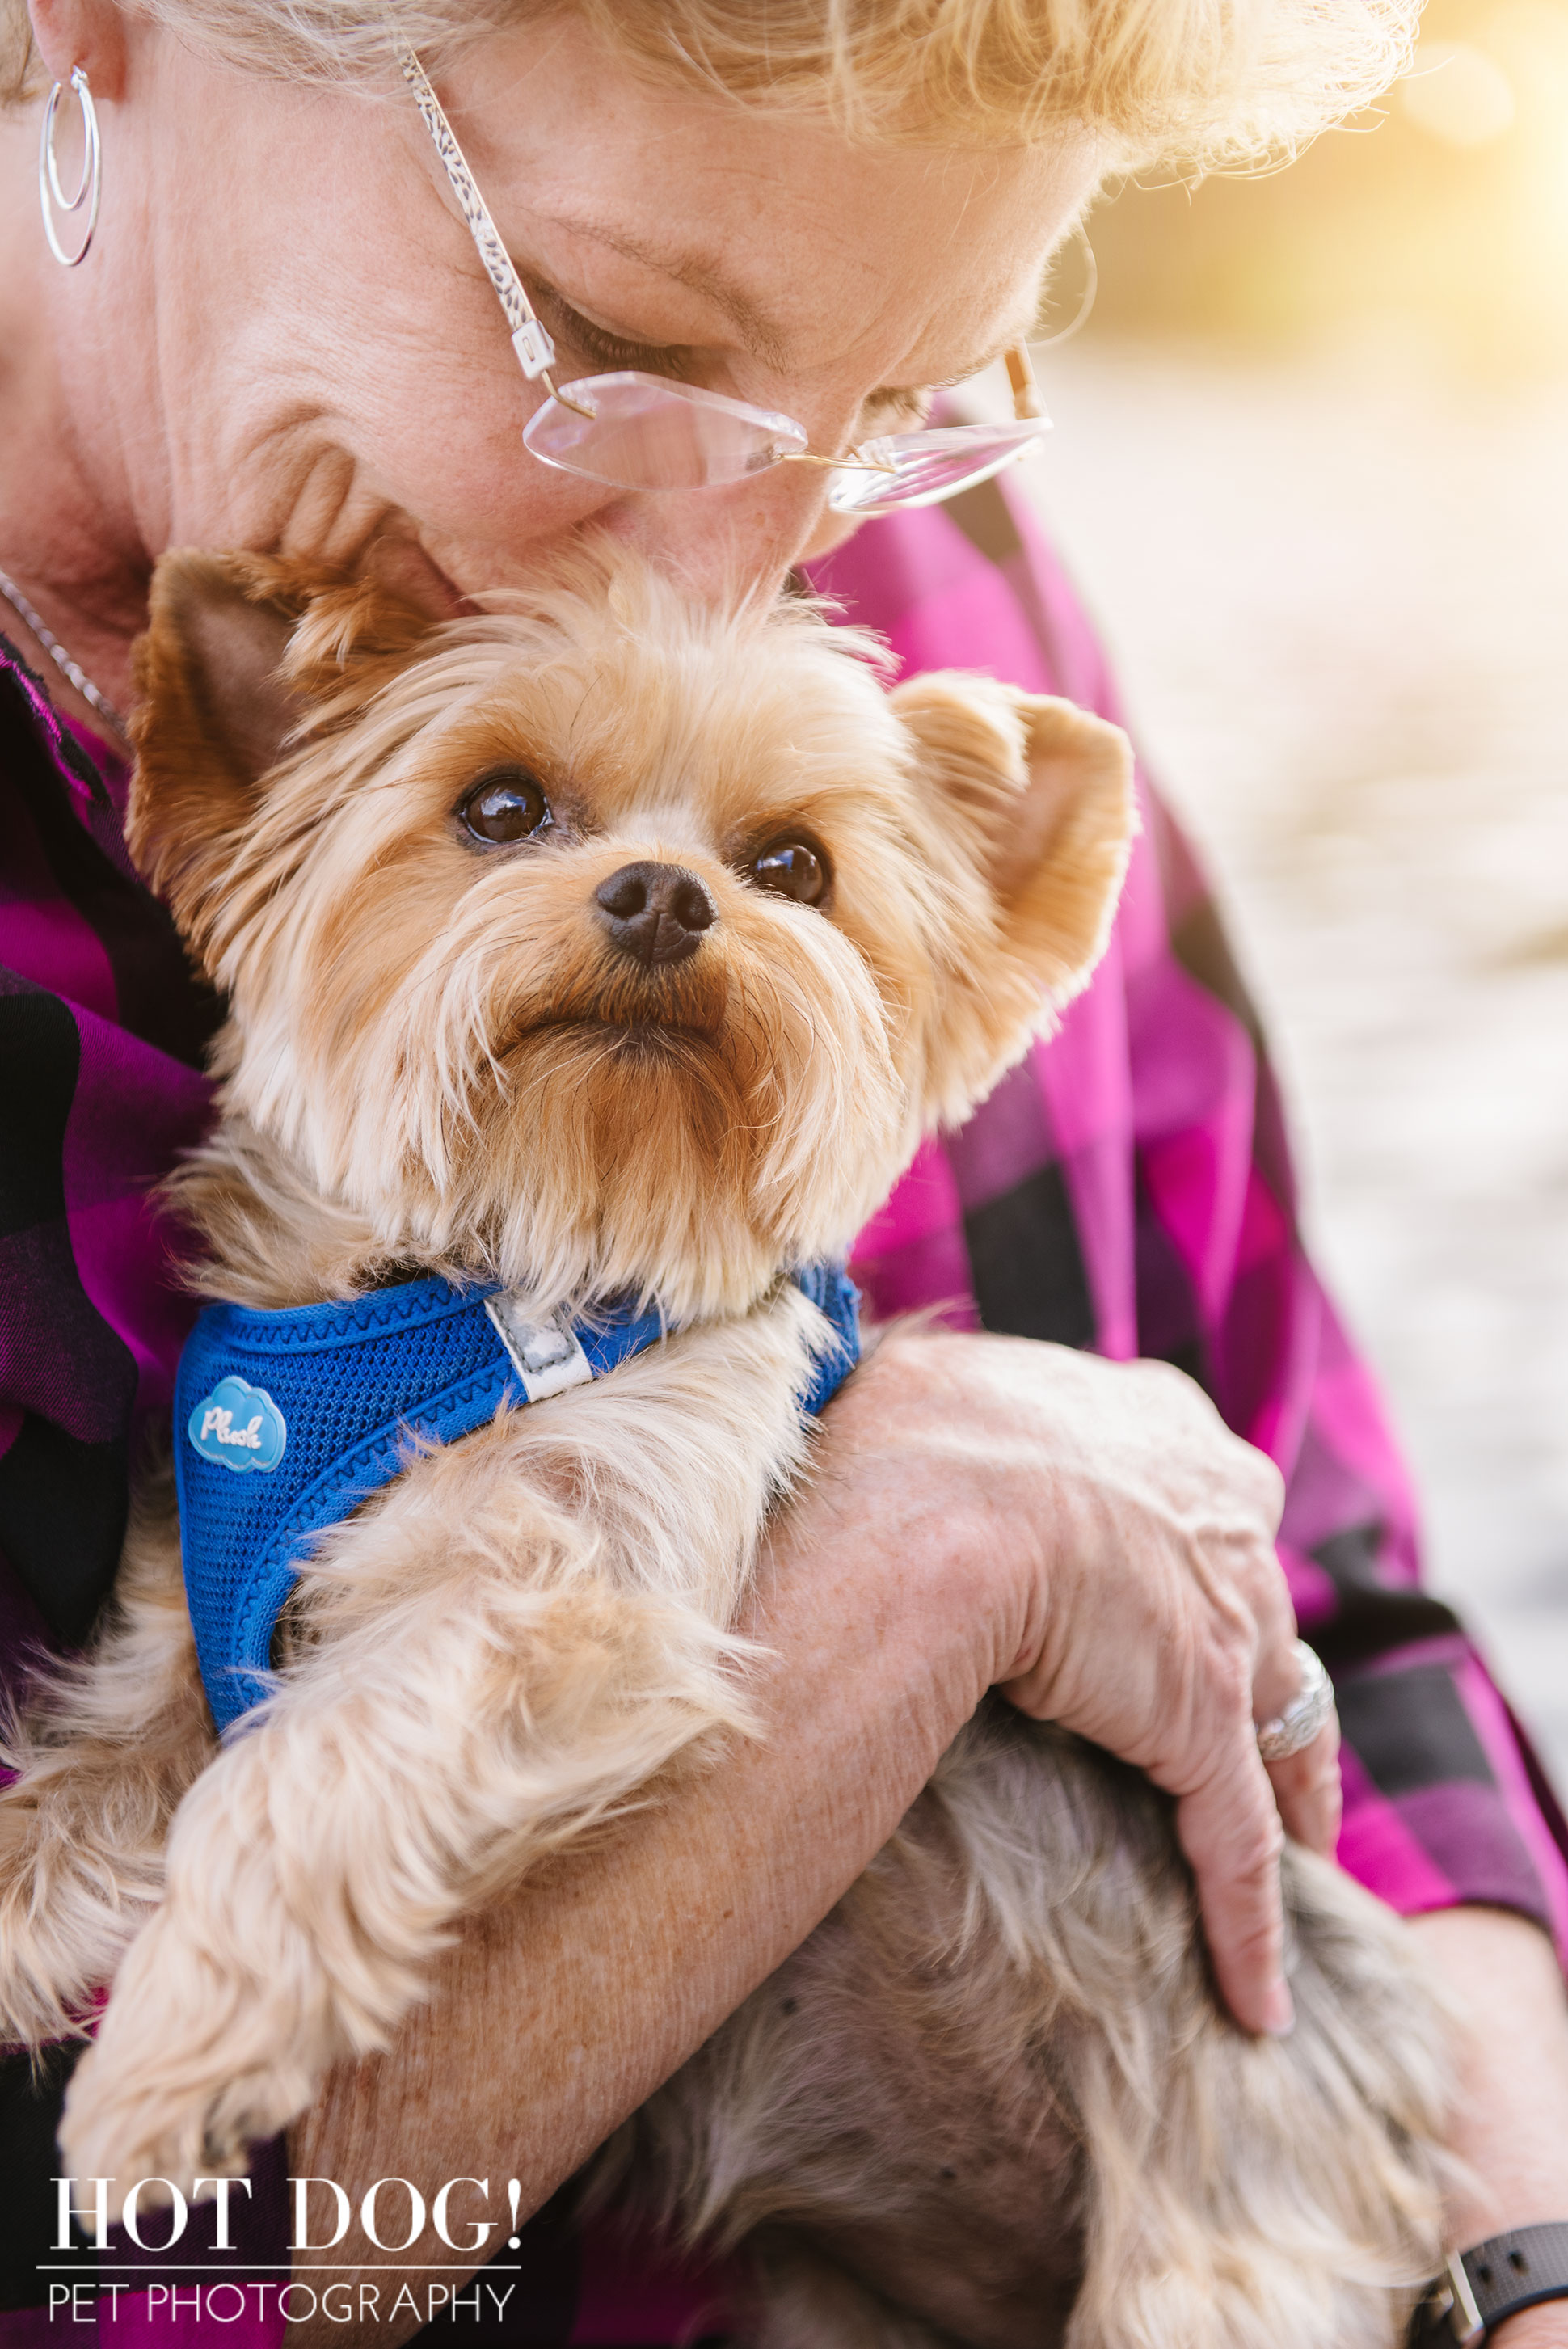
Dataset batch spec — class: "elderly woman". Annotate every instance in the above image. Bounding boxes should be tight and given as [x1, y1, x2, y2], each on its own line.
[1, 0, 1566, 2343]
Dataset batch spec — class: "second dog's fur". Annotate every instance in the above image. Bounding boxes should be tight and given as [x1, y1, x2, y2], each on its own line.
[0, 544, 1448, 2345]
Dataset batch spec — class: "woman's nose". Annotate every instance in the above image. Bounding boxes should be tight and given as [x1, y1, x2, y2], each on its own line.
[601, 462, 837, 605]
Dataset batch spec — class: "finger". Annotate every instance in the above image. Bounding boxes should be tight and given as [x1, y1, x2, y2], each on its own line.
[1233, 1443, 1288, 1540]
[1237, 1559, 1301, 1725]
[1265, 1716, 1342, 1857]
[1174, 1740, 1292, 2037]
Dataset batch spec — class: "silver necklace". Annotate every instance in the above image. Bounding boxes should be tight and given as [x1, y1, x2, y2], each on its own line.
[0, 565, 131, 746]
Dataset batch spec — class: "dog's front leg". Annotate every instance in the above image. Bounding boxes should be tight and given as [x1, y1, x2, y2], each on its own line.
[0, 1462, 213, 2047]
[57, 1411, 755, 2203]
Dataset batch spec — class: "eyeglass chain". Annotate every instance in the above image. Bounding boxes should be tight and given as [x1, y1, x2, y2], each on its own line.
[0, 566, 131, 747]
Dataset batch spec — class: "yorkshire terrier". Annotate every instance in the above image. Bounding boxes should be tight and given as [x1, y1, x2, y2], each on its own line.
[0, 544, 1448, 2346]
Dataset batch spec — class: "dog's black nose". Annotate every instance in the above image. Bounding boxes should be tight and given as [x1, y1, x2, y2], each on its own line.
[594, 861, 717, 968]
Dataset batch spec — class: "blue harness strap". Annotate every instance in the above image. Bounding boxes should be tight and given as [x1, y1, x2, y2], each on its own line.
[175, 1267, 859, 1734]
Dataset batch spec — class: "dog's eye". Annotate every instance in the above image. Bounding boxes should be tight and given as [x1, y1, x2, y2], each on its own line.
[749, 840, 828, 905]
[460, 770, 553, 846]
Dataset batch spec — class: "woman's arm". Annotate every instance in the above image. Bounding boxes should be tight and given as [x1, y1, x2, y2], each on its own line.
[289, 1323, 1310, 2347]
[807, 485, 1568, 2338]
[1406, 1906, 1568, 2347]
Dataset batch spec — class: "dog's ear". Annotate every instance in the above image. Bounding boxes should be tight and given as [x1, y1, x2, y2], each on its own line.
[128, 550, 433, 966]
[890, 672, 1136, 1003]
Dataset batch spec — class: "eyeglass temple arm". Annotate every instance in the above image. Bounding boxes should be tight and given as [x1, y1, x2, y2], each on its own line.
[1005, 344, 1045, 421]
[390, 26, 597, 411]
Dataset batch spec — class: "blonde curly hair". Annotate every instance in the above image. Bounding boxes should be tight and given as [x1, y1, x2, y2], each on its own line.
[0, 0, 1418, 171]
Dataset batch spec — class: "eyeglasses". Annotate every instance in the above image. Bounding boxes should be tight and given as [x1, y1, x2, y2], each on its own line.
[393, 34, 1053, 517]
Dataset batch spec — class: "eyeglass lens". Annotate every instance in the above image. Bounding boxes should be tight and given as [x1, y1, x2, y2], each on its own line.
[523, 371, 809, 492]
[828, 421, 1052, 515]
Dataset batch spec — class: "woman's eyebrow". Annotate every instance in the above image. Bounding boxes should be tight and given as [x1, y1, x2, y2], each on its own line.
[530, 213, 794, 369]
[904, 305, 1047, 395]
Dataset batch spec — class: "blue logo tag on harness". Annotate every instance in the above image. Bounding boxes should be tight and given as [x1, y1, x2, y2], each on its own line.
[188, 1375, 288, 1474]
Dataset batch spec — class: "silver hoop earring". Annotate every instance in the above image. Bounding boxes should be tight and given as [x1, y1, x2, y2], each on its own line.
[38, 65, 103, 267]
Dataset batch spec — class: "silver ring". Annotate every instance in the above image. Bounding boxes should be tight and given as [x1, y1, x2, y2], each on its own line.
[39, 66, 103, 268]
[1256, 1639, 1334, 1761]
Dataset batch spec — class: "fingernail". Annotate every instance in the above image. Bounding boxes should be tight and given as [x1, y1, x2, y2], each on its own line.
[1262, 1980, 1296, 2038]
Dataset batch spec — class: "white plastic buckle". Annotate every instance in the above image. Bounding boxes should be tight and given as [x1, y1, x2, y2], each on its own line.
[485, 1295, 594, 1402]
[511, 319, 556, 379]
[1437, 2251, 1487, 2349]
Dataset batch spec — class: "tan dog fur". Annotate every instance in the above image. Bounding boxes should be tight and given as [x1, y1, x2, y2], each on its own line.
[0, 545, 1447, 2346]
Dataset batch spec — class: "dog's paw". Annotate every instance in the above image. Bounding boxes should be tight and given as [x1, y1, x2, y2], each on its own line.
[0, 1790, 50, 2044]
[60, 2043, 248, 2213]
[59, 2039, 322, 2217]
[61, 2015, 322, 2214]
[57, 1910, 331, 2211]
[0, 1780, 119, 2049]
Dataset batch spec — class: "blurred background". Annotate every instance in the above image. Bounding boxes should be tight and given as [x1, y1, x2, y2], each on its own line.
[1018, 3, 1568, 1782]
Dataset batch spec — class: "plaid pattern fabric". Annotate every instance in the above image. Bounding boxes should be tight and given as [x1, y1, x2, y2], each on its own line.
[2, 483, 1566, 2343]
[0, 651, 215, 1668]
[814, 488, 1568, 1957]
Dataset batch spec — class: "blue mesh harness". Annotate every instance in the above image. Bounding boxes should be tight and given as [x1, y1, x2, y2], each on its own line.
[175, 1266, 859, 1735]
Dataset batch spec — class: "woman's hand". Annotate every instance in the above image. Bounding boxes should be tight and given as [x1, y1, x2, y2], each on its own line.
[831, 1324, 1327, 2034]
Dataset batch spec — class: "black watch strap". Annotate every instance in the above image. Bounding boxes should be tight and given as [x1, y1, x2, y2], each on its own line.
[1411, 2225, 1568, 2346]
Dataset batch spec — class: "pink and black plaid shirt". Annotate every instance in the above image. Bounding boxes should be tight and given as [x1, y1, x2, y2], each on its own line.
[2, 480, 1564, 2343]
